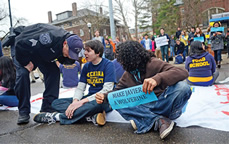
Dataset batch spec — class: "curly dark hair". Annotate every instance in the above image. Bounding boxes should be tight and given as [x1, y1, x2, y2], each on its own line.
[85, 40, 104, 57]
[116, 40, 153, 74]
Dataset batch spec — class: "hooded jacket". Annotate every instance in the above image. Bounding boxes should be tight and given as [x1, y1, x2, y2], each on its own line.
[185, 52, 216, 86]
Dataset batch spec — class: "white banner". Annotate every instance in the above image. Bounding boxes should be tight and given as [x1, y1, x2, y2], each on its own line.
[155, 36, 168, 47]
[1, 85, 229, 132]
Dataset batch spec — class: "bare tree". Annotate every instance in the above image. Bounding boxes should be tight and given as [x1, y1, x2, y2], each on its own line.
[183, 0, 202, 29]
[114, 0, 132, 40]
[80, 0, 110, 35]
[132, 0, 145, 39]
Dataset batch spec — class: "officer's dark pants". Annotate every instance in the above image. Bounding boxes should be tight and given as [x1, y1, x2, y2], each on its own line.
[13, 57, 60, 116]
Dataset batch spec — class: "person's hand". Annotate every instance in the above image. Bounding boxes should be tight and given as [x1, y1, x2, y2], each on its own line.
[65, 99, 84, 119]
[213, 33, 217, 36]
[216, 32, 222, 35]
[143, 78, 157, 94]
[24, 62, 34, 72]
[95, 93, 105, 104]
[191, 37, 194, 40]
[167, 39, 169, 42]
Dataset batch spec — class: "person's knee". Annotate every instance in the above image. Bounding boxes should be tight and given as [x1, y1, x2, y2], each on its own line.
[175, 81, 192, 98]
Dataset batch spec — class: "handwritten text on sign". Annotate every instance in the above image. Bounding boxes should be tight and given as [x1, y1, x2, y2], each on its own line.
[155, 36, 168, 47]
[108, 85, 158, 110]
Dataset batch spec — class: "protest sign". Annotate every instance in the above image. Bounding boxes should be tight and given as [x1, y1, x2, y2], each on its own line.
[107, 85, 158, 110]
[155, 36, 168, 47]
[211, 27, 224, 32]
[194, 37, 205, 42]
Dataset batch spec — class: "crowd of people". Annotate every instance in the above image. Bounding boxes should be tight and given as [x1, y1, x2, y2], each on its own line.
[0, 22, 228, 140]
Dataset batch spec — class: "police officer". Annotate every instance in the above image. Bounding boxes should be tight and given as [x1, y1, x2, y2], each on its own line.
[12, 23, 83, 124]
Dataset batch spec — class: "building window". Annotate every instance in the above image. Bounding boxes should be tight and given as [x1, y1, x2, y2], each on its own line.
[80, 29, 84, 36]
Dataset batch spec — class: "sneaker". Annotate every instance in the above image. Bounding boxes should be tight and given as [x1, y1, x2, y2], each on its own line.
[17, 114, 30, 125]
[130, 120, 137, 130]
[33, 112, 57, 125]
[158, 117, 175, 139]
[86, 111, 106, 126]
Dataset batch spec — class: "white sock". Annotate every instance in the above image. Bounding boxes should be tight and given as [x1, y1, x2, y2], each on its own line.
[54, 113, 60, 121]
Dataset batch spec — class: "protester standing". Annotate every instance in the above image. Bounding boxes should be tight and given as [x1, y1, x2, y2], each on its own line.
[159, 28, 170, 62]
[209, 22, 225, 68]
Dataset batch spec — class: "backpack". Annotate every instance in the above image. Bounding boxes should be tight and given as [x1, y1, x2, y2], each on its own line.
[175, 55, 183, 64]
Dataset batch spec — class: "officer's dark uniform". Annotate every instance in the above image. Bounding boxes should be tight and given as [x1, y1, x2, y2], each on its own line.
[14, 23, 73, 117]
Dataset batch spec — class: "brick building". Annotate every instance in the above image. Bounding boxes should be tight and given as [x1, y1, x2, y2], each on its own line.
[48, 3, 127, 41]
[175, 0, 229, 28]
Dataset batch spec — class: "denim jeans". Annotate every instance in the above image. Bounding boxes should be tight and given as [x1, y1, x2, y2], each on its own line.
[214, 50, 222, 62]
[183, 50, 186, 62]
[0, 95, 19, 107]
[185, 45, 189, 56]
[52, 98, 112, 125]
[170, 46, 175, 57]
[116, 81, 192, 134]
[160, 45, 169, 62]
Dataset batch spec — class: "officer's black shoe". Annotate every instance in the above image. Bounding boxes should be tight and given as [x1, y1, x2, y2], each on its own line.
[31, 80, 36, 83]
[17, 115, 30, 125]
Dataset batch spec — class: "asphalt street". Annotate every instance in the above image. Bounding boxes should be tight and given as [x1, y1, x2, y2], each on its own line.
[0, 55, 229, 143]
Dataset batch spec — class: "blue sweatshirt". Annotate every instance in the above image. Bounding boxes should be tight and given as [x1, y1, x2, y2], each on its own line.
[185, 52, 216, 86]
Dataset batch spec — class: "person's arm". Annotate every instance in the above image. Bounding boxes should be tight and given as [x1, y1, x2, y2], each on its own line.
[210, 33, 216, 40]
[185, 57, 190, 71]
[72, 82, 87, 101]
[174, 44, 178, 55]
[188, 34, 192, 41]
[56, 61, 60, 67]
[203, 33, 206, 42]
[86, 82, 114, 101]
[150, 59, 188, 88]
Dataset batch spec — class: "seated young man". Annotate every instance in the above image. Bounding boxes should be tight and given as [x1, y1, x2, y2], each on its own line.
[33, 40, 115, 125]
[96, 41, 192, 140]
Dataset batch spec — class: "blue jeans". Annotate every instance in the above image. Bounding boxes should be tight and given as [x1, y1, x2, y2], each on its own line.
[170, 46, 175, 57]
[160, 45, 169, 62]
[0, 95, 19, 107]
[51, 98, 112, 125]
[183, 50, 186, 62]
[214, 50, 222, 62]
[116, 81, 192, 134]
[185, 45, 189, 56]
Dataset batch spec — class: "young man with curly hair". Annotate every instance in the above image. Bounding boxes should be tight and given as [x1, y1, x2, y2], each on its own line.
[96, 41, 192, 139]
[33, 40, 115, 126]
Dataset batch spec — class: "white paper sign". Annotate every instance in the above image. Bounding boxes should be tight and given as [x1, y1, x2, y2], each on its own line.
[155, 36, 168, 47]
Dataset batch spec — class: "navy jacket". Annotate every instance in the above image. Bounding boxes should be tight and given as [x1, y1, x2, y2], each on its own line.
[15, 23, 72, 66]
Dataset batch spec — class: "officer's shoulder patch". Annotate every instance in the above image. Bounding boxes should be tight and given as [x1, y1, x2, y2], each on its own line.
[39, 33, 52, 45]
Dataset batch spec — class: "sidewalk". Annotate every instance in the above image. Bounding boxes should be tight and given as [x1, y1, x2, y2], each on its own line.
[0, 55, 229, 143]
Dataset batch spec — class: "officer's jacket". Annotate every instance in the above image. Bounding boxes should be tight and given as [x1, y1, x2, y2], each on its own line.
[15, 23, 71, 66]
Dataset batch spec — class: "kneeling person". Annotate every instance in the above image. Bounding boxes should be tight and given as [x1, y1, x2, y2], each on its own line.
[34, 40, 115, 125]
